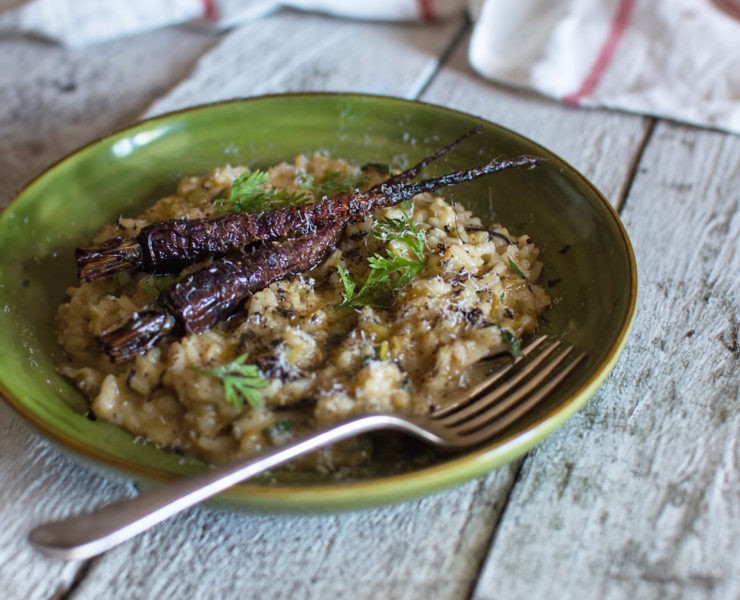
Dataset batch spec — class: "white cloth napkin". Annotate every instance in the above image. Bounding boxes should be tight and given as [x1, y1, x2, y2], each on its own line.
[469, 0, 740, 134]
[0, 0, 464, 46]
[2, 0, 739, 134]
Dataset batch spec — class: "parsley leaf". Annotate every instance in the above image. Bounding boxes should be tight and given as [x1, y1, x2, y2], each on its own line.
[196, 354, 269, 410]
[264, 418, 294, 442]
[372, 201, 425, 262]
[337, 205, 426, 309]
[337, 265, 357, 300]
[508, 258, 526, 279]
[337, 263, 394, 309]
[501, 329, 522, 358]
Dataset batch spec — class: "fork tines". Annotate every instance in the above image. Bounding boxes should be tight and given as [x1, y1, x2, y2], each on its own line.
[432, 335, 585, 445]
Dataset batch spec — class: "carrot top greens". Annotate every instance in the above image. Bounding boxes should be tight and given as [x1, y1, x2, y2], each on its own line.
[337, 202, 426, 309]
[216, 170, 311, 213]
[216, 168, 371, 213]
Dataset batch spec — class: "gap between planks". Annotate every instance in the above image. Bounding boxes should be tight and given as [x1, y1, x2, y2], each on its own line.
[53, 558, 98, 600]
[614, 118, 657, 213]
[408, 14, 471, 100]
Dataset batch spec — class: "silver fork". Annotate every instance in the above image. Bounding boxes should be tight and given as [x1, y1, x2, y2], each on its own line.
[29, 336, 583, 561]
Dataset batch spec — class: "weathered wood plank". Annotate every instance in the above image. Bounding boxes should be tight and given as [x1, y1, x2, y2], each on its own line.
[71, 471, 518, 600]
[471, 123, 740, 599]
[420, 32, 652, 207]
[0, 27, 217, 205]
[0, 27, 217, 600]
[0, 403, 134, 599]
[144, 11, 465, 118]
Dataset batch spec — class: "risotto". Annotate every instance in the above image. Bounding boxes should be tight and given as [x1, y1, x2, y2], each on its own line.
[57, 154, 550, 469]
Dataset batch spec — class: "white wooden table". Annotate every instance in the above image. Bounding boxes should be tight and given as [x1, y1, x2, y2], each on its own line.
[1, 11, 738, 600]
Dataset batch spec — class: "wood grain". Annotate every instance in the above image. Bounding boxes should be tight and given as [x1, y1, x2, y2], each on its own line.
[0, 26, 216, 600]
[69, 470, 517, 600]
[144, 11, 466, 118]
[0, 27, 217, 205]
[0, 403, 135, 599]
[471, 124, 740, 599]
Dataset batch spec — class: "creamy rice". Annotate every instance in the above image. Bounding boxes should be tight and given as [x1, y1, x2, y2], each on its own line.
[57, 154, 550, 469]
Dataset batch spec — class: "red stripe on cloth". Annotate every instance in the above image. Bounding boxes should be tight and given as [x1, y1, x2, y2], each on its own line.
[562, 0, 635, 105]
[711, 0, 740, 21]
[201, 0, 218, 20]
[417, 0, 436, 22]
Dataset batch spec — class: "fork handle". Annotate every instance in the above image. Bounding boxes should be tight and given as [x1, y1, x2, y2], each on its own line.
[29, 414, 441, 560]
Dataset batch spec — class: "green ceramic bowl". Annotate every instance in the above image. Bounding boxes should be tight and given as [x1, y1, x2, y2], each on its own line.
[0, 93, 636, 512]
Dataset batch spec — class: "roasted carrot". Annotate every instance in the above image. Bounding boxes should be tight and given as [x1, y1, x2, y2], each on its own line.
[98, 223, 344, 363]
[96, 153, 542, 363]
[76, 128, 484, 281]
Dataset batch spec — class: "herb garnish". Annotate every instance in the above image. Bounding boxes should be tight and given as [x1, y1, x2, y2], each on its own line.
[216, 170, 312, 213]
[337, 203, 426, 308]
[264, 418, 294, 442]
[501, 329, 522, 358]
[303, 170, 372, 198]
[508, 258, 526, 279]
[217, 168, 371, 213]
[196, 354, 269, 410]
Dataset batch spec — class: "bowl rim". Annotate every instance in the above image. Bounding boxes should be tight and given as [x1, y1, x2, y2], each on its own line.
[0, 92, 637, 510]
